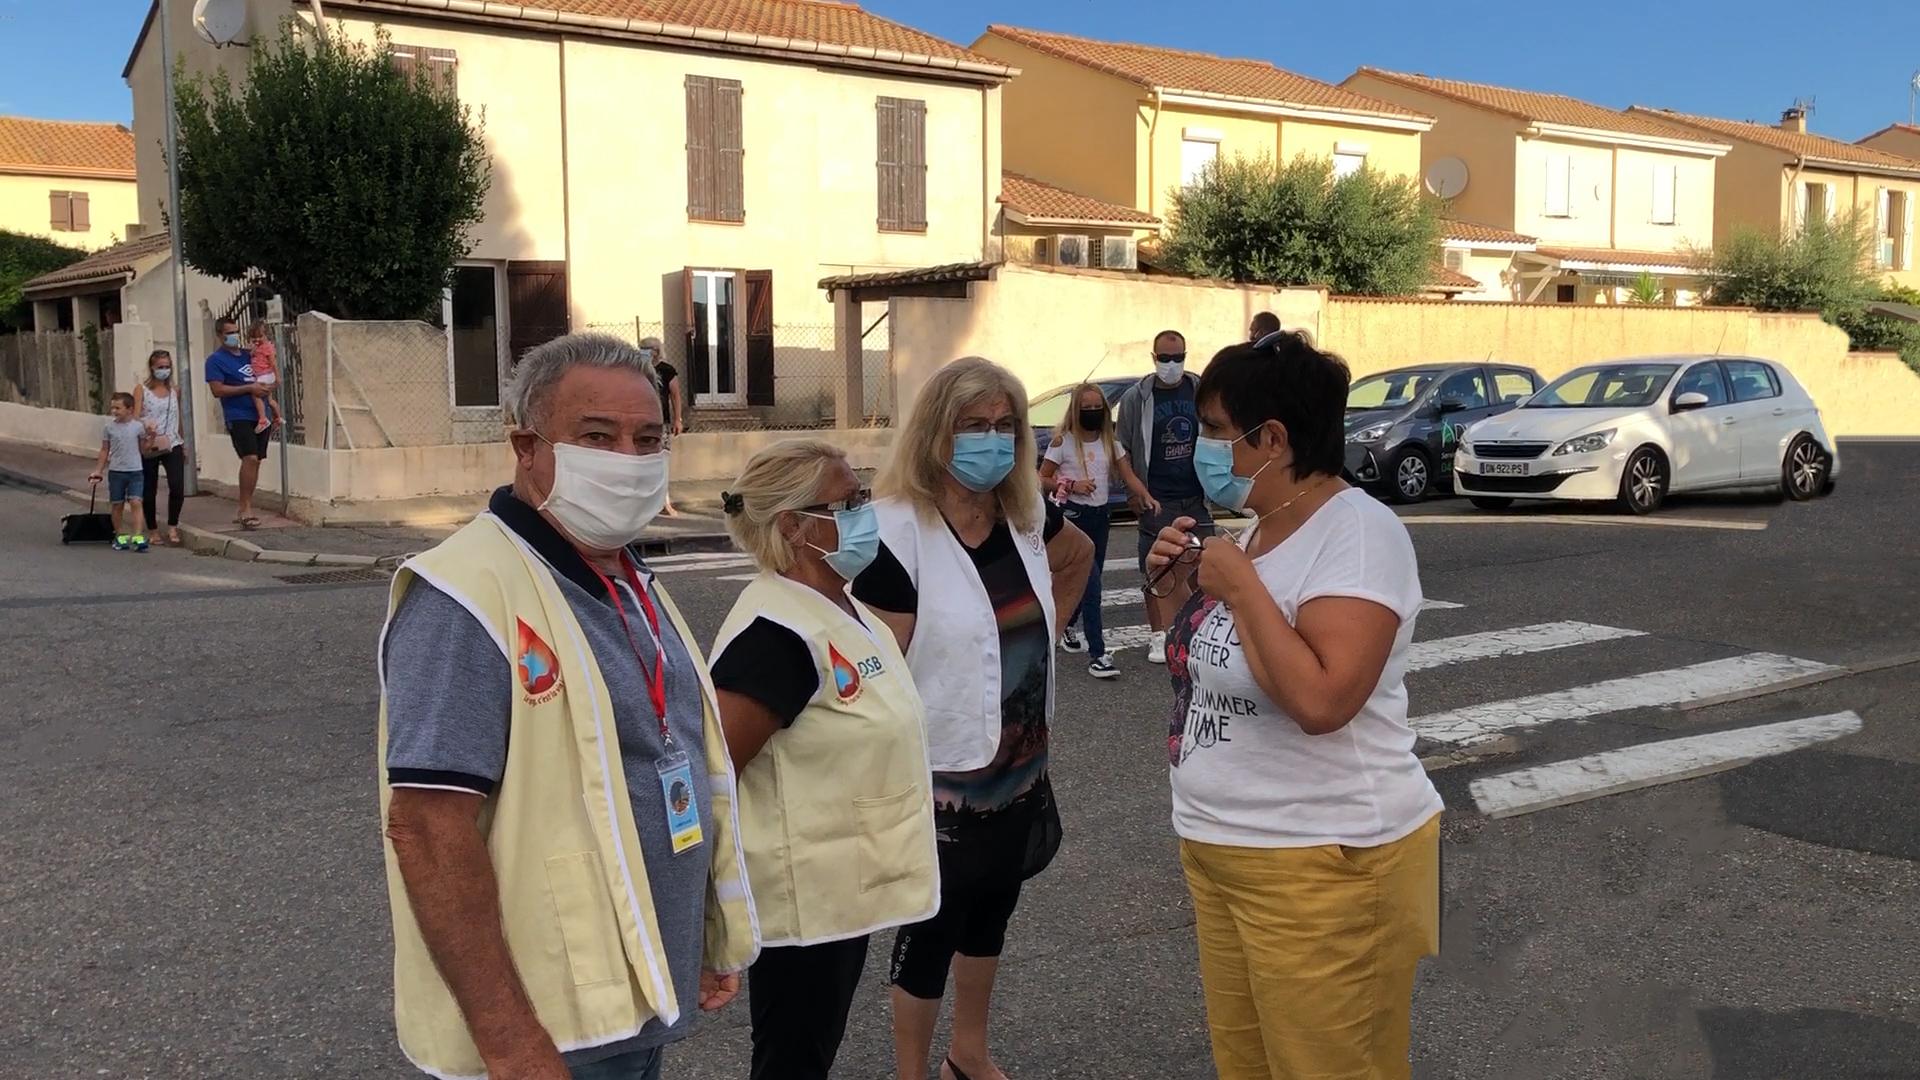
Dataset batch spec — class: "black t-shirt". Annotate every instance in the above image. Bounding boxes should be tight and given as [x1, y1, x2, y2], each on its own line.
[655, 361, 680, 424]
[852, 505, 1064, 817]
[710, 618, 817, 725]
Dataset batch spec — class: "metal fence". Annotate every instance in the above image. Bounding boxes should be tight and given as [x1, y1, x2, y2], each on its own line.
[0, 330, 104, 413]
[587, 320, 893, 431]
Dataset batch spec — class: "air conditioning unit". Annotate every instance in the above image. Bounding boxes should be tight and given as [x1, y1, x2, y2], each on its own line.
[1052, 234, 1090, 268]
[1094, 236, 1137, 271]
[1443, 248, 1466, 272]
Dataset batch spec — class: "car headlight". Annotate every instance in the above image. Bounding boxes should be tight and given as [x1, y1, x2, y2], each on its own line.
[1348, 423, 1391, 444]
[1552, 429, 1617, 456]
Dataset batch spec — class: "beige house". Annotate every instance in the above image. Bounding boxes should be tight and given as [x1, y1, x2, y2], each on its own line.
[973, 26, 1432, 225]
[1859, 123, 1920, 163]
[1439, 220, 1537, 301]
[123, 0, 1012, 425]
[0, 116, 138, 259]
[1630, 107, 1920, 293]
[1343, 69, 1729, 304]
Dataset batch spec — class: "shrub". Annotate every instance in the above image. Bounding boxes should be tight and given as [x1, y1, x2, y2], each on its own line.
[0, 231, 88, 331]
[172, 24, 490, 319]
[1160, 154, 1444, 296]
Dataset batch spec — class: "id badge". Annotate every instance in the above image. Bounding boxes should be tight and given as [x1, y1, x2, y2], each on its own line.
[656, 750, 704, 854]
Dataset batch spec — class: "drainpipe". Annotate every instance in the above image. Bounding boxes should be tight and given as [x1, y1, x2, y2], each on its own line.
[1147, 88, 1163, 220]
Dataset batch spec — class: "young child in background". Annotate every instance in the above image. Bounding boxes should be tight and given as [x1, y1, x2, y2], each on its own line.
[87, 392, 150, 552]
[247, 320, 283, 435]
[1040, 383, 1157, 679]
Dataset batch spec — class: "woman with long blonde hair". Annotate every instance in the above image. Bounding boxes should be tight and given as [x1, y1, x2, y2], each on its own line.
[851, 357, 1093, 1080]
[1039, 383, 1156, 679]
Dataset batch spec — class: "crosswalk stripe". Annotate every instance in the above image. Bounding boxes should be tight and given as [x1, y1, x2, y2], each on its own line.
[1467, 712, 1863, 818]
[1411, 652, 1841, 747]
[1406, 621, 1642, 670]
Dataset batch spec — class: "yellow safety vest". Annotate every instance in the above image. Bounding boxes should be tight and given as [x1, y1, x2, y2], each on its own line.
[376, 514, 758, 1079]
[713, 574, 939, 946]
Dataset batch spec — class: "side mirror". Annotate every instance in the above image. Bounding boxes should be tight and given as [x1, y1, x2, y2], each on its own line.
[1672, 391, 1710, 413]
[1437, 397, 1469, 415]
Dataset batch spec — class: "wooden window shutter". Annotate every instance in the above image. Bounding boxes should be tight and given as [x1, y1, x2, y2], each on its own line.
[71, 192, 90, 231]
[686, 76, 715, 220]
[716, 79, 744, 222]
[390, 45, 418, 82]
[903, 99, 926, 230]
[876, 97, 900, 230]
[50, 191, 71, 231]
[423, 47, 457, 96]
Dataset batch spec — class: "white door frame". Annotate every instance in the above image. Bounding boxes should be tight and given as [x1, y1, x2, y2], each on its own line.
[444, 260, 509, 412]
[691, 269, 744, 407]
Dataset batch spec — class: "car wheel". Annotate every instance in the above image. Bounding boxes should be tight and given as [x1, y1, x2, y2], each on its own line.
[1469, 497, 1514, 511]
[1782, 434, 1828, 502]
[1616, 447, 1667, 515]
[1386, 447, 1432, 504]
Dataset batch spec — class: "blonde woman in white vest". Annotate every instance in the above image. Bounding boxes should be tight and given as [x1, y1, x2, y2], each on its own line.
[708, 439, 938, 1080]
[850, 357, 1094, 1080]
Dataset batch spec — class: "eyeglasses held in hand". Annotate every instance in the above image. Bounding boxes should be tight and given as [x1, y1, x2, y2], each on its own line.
[1144, 536, 1204, 599]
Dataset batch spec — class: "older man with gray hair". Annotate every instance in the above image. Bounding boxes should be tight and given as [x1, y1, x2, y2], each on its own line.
[377, 333, 758, 1080]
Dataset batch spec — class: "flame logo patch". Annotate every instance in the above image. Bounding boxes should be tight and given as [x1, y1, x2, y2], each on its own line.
[516, 618, 562, 702]
[828, 643, 862, 703]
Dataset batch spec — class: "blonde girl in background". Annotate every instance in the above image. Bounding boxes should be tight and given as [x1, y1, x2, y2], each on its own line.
[1040, 383, 1156, 679]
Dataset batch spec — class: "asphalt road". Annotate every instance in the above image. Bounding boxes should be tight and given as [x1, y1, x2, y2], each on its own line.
[2, 443, 1916, 1080]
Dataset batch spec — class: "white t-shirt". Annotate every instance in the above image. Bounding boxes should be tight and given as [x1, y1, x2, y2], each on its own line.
[1168, 488, 1443, 848]
[1043, 434, 1126, 506]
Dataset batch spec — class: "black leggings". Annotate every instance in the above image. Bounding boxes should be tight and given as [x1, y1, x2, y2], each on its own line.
[142, 446, 185, 529]
[747, 935, 869, 1080]
[889, 875, 1022, 1000]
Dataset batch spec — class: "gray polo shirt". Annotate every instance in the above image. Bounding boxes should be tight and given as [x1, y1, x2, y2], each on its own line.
[382, 500, 713, 1067]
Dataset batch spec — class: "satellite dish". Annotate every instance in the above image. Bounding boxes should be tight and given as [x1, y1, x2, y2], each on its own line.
[194, 0, 249, 46]
[1425, 157, 1469, 200]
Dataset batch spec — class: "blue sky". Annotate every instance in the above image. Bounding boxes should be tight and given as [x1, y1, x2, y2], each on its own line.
[4, 0, 1918, 140]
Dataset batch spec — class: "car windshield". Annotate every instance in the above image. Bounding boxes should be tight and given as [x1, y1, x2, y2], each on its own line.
[1029, 383, 1123, 430]
[1525, 364, 1680, 408]
[1348, 370, 1440, 411]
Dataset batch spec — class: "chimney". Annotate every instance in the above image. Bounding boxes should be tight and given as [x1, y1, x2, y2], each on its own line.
[1780, 106, 1807, 134]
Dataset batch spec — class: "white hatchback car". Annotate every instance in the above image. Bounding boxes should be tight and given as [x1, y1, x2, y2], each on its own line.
[1453, 355, 1839, 514]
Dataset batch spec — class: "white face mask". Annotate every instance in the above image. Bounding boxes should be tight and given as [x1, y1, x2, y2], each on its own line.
[535, 438, 669, 550]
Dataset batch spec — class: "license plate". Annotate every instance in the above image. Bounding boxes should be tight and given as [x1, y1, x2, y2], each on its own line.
[1479, 462, 1529, 477]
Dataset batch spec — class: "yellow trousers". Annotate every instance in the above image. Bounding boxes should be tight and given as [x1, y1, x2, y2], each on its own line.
[1179, 814, 1441, 1080]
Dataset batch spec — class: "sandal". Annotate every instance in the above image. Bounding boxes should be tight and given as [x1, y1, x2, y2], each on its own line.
[239, 516, 262, 530]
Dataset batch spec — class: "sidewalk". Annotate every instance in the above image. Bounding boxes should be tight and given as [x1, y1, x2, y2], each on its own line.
[0, 438, 733, 566]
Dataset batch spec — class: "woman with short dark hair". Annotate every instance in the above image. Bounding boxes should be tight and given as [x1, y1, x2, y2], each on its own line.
[1146, 332, 1443, 1080]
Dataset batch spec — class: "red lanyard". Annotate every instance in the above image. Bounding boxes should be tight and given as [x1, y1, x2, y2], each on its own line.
[588, 555, 670, 740]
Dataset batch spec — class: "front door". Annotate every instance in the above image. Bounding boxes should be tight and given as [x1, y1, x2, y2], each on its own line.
[506, 261, 569, 370]
[689, 269, 741, 406]
[1664, 361, 1740, 488]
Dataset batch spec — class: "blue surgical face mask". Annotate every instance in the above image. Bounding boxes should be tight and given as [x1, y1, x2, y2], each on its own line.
[152, 367, 172, 381]
[224, 333, 242, 349]
[1194, 430, 1275, 512]
[948, 431, 1016, 492]
[804, 503, 880, 581]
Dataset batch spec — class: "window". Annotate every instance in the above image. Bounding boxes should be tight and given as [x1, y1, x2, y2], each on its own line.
[687, 268, 739, 404]
[1436, 369, 1490, 409]
[1671, 362, 1730, 407]
[1723, 360, 1781, 403]
[1651, 163, 1677, 225]
[1526, 363, 1679, 409]
[1333, 150, 1366, 179]
[390, 44, 457, 96]
[1347, 370, 1440, 410]
[1555, 283, 1578, 303]
[1876, 188, 1911, 270]
[1181, 137, 1219, 187]
[1544, 154, 1572, 217]
[1493, 370, 1538, 405]
[686, 75, 745, 223]
[446, 264, 502, 408]
[1800, 181, 1833, 228]
[876, 97, 927, 232]
[49, 190, 89, 232]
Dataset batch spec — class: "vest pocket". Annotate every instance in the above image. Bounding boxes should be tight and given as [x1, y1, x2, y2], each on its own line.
[545, 851, 625, 987]
[853, 787, 924, 893]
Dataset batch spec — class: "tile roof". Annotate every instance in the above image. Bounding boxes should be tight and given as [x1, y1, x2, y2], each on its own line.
[1442, 220, 1536, 246]
[987, 26, 1427, 120]
[1426, 265, 1480, 292]
[1353, 69, 1720, 145]
[332, 0, 1005, 72]
[21, 231, 172, 295]
[1000, 172, 1159, 225]
[1532, 245, 1708, 270]
[819, 261, 997, 294]
[1632, 108, 1920, 174]
[0, 116, 136, 178]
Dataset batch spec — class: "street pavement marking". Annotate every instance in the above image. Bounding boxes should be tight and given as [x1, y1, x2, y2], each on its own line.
[1411, 652, 1841, 747]
[1402, 513, 1767, 532]
[1406, 621, 1643, 670]
[1468, 711, 1863, 818]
